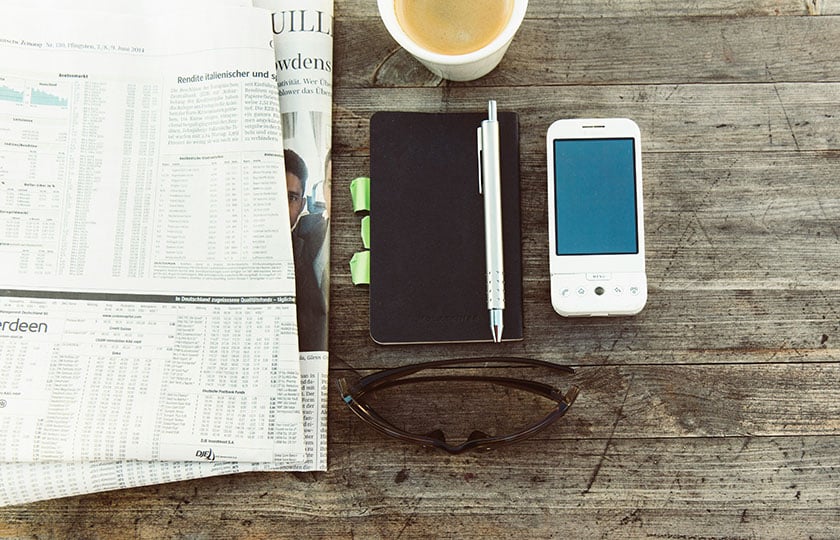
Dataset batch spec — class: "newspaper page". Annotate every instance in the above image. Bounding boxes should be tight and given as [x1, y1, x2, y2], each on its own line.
[254, 0, 333, 472]
[0, 5, 304, 464]
[0, 0, 255, 12]
[0, 352, 326, 506]
[0, 1, 333, 507]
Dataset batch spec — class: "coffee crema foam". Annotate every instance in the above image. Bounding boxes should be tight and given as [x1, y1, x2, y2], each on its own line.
[394, 0, 514, 56]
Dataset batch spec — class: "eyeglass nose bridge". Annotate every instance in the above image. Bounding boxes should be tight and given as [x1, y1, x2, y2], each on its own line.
[424, 429, 493, 449]
[420, 429, 495, 454]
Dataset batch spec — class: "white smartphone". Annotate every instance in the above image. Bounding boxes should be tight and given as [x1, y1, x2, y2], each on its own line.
[546, 118, 647, 317]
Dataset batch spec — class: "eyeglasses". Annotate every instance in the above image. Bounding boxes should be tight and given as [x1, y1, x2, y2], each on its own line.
[337, 357, 579, 454]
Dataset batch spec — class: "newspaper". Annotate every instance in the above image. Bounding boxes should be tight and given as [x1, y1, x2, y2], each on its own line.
[254, 0, 333, 473]
[0, 2, 331, 504]
[0, 356, 326, 506]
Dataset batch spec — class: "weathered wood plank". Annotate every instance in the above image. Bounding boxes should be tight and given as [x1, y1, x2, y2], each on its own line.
[335, 17, 840, 87]
[327, 363, 840, 440]
[333, 84, 840, 153]
[336, 0, 840, 18]
[328, 286, 839, 366]
[3, 437, 838, 538]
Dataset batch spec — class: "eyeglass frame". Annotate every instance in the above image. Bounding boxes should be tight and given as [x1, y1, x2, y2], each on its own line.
[337, 356, 580, 454]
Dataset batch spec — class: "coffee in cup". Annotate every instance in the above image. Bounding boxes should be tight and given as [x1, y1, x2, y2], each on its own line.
[394, 0, 514, 56]
[377, 0, 528, 81]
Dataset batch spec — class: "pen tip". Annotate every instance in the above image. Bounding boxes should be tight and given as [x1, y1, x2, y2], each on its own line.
[490, 309, 504, 343]
[492, 324, 503, 343]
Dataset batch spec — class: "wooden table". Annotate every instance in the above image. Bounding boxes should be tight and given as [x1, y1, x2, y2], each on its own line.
[3, 1, 840, 537]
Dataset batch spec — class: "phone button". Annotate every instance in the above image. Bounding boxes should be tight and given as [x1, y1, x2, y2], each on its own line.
[586, 273, 611, 281]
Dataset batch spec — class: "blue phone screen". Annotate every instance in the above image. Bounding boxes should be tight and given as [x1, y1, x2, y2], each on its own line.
[553, 138, 638, 255]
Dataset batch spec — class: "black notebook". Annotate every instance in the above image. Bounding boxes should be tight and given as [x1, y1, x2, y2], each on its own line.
[369, 111, 523, 344]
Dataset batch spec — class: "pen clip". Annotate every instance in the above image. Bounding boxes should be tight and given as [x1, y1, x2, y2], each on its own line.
[476, 126, 483, 195]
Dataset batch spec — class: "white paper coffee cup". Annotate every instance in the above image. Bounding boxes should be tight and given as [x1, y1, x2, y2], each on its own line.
[377, 0, 528, 82]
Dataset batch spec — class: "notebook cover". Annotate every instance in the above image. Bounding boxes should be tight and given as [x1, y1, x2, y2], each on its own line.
[369, 111, 523, 344]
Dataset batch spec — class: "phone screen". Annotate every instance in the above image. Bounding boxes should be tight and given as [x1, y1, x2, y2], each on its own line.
[553, 138, 638, 256]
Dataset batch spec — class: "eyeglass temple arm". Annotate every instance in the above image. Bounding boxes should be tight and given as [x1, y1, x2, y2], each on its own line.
[349, 357, 575, 395]
[339, 378, 454, 448]
[356, 375, 576, 404]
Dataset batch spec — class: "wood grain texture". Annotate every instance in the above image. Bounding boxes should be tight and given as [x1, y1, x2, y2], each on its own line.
[336, 0, 840, 18]
[3, 438, 839, 538]
[335, 17, 840, 87]
[327, 363, 840, 439]
[2, 2, 840, 538]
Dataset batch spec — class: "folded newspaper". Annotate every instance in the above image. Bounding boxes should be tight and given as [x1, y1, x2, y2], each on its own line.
[0, 0, 332, 506]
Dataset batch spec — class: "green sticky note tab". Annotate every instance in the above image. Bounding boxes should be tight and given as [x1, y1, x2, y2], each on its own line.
[350, 250, 370, 285]
[360, 215, 370, 249]
[350, 176, 370, 213]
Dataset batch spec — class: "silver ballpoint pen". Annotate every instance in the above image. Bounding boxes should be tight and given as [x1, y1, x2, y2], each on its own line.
[477, 100, 505, 343]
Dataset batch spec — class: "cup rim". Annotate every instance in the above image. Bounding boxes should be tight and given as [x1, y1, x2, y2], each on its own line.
[377, 0, 528, 66]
